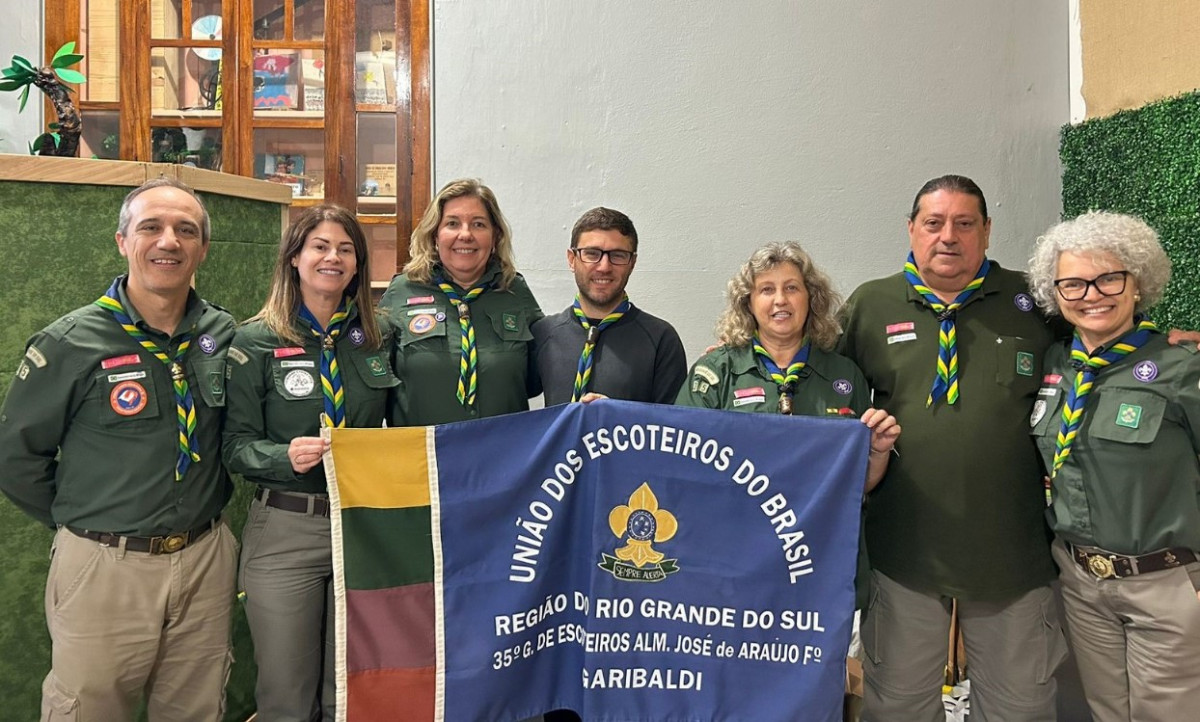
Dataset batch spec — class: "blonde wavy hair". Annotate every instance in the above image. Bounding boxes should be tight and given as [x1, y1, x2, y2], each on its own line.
[716, 241, 842, 351]
[403, 178, 517, 290]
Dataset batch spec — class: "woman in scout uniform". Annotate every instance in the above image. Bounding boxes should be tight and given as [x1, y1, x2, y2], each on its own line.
[380, 178, 542, 425]
[1026, 211, 1200, 721]
[223, 205, 398, 721]
[676, 241, 899, 492]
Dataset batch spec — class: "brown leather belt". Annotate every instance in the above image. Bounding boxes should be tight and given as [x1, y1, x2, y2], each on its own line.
[255, 487, 330, 517]
[1067, 541, 1197, 580]
[67, 518, 217, 555]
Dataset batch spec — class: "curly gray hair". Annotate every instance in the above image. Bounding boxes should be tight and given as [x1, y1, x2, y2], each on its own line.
[1027, 210, 1170, 316]
[716, 241, 842, 350]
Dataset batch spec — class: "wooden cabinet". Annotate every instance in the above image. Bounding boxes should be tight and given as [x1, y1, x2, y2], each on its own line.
[46, 0, 430, 287]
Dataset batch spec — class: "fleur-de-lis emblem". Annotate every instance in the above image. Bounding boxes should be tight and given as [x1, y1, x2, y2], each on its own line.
[608, 482, 677, 568]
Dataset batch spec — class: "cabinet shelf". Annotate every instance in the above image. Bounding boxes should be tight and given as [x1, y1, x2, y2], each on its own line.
[49, 0, 431, 281]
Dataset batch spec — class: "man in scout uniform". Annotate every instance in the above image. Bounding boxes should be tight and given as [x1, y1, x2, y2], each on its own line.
[532, 207, 686, 405]
[0, 178, 237, 721]
[837, 175, 1070, 722]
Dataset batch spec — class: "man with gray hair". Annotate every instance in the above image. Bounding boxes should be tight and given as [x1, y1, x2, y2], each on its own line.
[0, 178, 237, 720]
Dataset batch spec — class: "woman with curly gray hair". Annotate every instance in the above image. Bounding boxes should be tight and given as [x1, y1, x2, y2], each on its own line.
[676, 241, 899, 492]
[1026, 210, 1200, 721]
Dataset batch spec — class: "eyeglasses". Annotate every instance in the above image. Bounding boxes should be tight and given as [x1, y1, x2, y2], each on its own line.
[572, 247, 636, 266]
[1053, 270, 1130, 301]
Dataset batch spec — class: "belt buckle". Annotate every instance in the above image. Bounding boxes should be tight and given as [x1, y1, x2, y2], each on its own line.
[1086, 554, 1116, 579]
[151, 532, 189, 554]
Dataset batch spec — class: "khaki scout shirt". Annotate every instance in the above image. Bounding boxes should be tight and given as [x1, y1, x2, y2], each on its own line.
[1032, 334, 1200, 555]
[379, 264, 543, 425]
[222, 311, 398, 495]
[0, 277, 233, 536]
[675, 343, 871, 417]
[838, 264, 1064, 601]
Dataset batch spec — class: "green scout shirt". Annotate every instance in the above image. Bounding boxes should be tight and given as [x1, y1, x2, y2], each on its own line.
[675, 343, 871, 417]
[838, 264, 1065, 601]
[222, 311, 398, 495]
[1031, 334, 1200, 555]
[0, 277, 233, 536]
[379, 263, 543, 425]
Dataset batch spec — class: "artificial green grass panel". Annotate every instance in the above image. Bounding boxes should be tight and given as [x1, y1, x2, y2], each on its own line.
[205, 194, 283, 248]
[1060, 90, 1200, 332]
[199, 240, 277, 322]
[0, 505, 53, 711]
[0, 181, 127, 374]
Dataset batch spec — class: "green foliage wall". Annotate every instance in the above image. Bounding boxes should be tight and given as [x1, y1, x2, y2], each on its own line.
[1060, 91, 1200, 332]
[0, 179, 280, 721]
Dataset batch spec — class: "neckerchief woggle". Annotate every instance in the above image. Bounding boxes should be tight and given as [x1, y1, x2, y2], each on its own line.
[904, 252, 990, 406]
[95, 278, 200, 481]
[752, 333, 811, 415]
[299, 298, 353, 428]
[1048, 317, 1159, 504]
[436, 275, 490, 407]
[571, 294, 631, 402]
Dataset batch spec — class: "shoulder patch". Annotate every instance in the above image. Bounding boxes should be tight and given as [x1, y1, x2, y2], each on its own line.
[228, 347, 251, 366]
[24, 345, 48, 368]
[15, 360, 31, 380]
[692, 364, 720, 385]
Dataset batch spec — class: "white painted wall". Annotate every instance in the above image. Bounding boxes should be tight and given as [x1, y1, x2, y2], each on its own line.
[0, 2, 44, 155]
[431, 0, 1069, 362]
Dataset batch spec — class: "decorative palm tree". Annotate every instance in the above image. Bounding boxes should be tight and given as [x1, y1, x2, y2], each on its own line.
[0, 42, 86, 156]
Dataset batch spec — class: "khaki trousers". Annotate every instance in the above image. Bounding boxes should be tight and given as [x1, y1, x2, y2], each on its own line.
[861, 570, 1067, 722]
[239, 494, 336, 722]
[1052, 538, 1200, 722]
[40, 521, 237, 721]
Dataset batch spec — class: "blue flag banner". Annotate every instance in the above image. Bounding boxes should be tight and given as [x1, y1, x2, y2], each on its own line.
[327, 400, 869, 721]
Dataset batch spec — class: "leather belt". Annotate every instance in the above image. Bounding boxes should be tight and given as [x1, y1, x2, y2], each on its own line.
[67, 518, 217, 555]
[255, 487, 330, 517]
[1067, 541, 1197, 580]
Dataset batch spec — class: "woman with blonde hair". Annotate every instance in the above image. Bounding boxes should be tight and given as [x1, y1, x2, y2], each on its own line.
[677, 241, 899, 490]
[381, 178, 542, 424]
[224, 205, 398, 720]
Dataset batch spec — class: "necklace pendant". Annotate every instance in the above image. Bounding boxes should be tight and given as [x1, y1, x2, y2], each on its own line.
[777, 394, 793, 415]
[170, 362, 186, 382]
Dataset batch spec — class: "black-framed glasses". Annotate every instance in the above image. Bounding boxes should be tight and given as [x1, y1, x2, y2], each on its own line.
[572, 247, 636, 266]
[1053, 270, 1130, 301]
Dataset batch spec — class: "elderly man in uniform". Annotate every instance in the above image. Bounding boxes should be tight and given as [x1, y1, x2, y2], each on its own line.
[533, 207, 686, 406]
[0, 178, 237, 721]
[837, 175, 1069, 722]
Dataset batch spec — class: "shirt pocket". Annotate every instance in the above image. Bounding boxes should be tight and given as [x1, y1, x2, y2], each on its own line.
[995, 334, 1041, 394]
[1029, 386, 1063, 436]
[92, 365, 162, 425]
[269, 358, 322, 401]
[1087, 388, 1167, 445]
[486, 308, 535, 348]
[346, 351, 401, 391]
[191, 357, 226, 408]
[398, 307, 448, 349]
